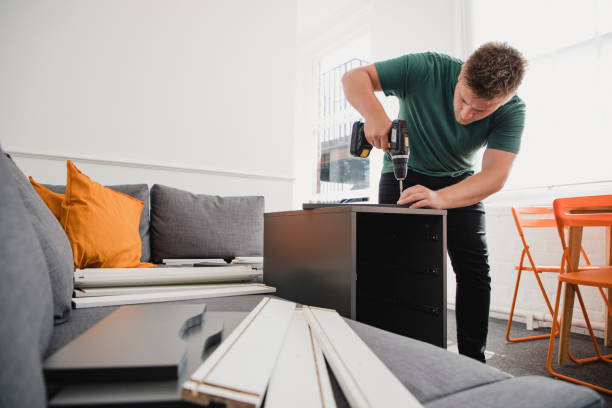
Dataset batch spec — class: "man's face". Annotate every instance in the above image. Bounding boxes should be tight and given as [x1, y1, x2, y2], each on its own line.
[453, 70, 508, 125]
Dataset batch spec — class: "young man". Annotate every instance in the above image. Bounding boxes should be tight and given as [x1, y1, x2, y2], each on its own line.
[342, 42, 526, 362]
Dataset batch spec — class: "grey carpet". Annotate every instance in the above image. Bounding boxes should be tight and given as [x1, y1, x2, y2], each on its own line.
[447, 310, 612, 407]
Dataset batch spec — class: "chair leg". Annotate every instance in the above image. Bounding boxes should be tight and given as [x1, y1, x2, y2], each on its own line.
[546, 281, 612, 395]
[506, 267, 559, 342]
[506, 269, 525, 342]
[573, 287, 612, 364]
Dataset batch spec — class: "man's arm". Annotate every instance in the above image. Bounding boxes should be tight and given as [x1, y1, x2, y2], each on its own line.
[341, 65, 392, 152]
[397, 148, 516, 209]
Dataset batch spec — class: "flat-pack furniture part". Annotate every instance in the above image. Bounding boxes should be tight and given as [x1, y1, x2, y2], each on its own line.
[74, 266, 261, 288]
[182, 297, 296, 408]
[264, 205, 447, 347]
[304, 306, 423, 408]
[72, 284, 275, 308]
[265, 309, 336, 408]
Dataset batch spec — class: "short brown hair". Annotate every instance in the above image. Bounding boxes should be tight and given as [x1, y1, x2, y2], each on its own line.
[464, 42, 526, 100]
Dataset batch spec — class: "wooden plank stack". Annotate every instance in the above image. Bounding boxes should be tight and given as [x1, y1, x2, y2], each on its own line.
[181, 297, 423, 408]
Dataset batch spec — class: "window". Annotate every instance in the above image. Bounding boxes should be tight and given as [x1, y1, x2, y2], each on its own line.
[316, 58, 370, 196]
[468, 0, 612, 188]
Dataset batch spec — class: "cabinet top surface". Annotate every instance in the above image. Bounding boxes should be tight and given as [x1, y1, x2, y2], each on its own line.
[266, 204, 447, 217]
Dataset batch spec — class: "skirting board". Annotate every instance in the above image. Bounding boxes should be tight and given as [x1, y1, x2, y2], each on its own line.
[72, 284, 275, 309]
[265, 308, 336, 408]
[73, 283, 254, 298]
[74, 266, 261, 288]
[304, 306, 423, 408]
[182, 297, 295, 408]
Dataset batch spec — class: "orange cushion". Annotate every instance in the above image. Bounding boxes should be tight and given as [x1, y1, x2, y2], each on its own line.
[60, 160, 154, 269]
[29, 177, 64, 221]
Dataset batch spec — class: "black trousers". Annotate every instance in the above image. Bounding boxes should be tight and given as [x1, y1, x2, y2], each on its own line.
[379, 171, 491, 363]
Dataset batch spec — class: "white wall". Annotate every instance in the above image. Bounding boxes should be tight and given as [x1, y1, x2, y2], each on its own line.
[370, 0, 462, 61]
[0, 0, 296, 211]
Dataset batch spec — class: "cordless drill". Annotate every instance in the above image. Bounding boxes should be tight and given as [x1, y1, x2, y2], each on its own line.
[350, 119, 410, 194]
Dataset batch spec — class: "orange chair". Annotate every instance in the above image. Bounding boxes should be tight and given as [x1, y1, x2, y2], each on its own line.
[506, 206, 592, 343]
[546, 195, 612, 394]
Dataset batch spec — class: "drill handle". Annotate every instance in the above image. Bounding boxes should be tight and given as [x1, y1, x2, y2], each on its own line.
[349, 121, 373, 158]
[389, 119, 410, 155]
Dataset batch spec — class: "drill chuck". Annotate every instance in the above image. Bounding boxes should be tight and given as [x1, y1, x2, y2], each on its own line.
[391, 154, 409, 181]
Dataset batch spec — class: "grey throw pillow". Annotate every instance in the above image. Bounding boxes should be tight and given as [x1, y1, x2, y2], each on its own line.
[44, 184, 151, 262]
[5, 156, 74, 325]
[0, 147, 54, 408]
[150, 184, 264, 262]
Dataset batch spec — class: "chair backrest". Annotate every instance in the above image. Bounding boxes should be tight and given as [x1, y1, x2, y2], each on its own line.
[512, 206, 556, 231]
[512, 206, 592, 269]
[553, 195, 612, 229]
[552, 195, 612, 272]
[512, 206, 559, 270]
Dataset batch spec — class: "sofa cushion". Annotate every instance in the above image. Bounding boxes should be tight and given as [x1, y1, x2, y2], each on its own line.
[30, 177, 64, 220]
[5, 155, 74, 324]
[425, 376, 602, 408]
[150, 184, 264, 262]
[60, 160, 153, 269]
[343, 318, 512, 404]
[44, 182, 151, 262]
[0, 148, 54, 408]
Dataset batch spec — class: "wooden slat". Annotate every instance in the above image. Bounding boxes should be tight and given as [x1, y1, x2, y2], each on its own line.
[265, 309, 336, 408]
[72, 284, 275, 308]
[74, 283, 254, 298]
[182, 297, 295, 408]
[74, 266, 261, 288]
[304, 306, 423, 408]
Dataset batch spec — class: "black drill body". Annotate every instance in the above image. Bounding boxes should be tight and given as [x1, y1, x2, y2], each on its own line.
[350, 120, 410, 193]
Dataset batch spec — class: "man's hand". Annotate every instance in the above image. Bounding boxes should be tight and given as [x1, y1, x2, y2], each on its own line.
[397, 184, 447, 209]
[341, 65, 392, 152]
[397, 148, 517, 210]
[364, 118, 392, 152]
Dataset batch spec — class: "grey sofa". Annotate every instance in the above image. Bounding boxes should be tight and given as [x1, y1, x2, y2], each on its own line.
[0, 146, 603, 408]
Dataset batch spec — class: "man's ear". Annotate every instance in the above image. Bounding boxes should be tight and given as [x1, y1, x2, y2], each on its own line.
[458, 65, 465, 81]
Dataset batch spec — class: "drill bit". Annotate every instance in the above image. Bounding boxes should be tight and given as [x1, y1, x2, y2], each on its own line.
[399, 179, 403, 196]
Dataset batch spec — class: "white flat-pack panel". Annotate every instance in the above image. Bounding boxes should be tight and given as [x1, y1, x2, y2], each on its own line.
[265, 309, 336, 408]
[74, 266, 261, 288]
[304, 306, 423, 408]
[182, 297, 295, 408]
[74, 283, 251, 298]
[72, 285, 275, 308]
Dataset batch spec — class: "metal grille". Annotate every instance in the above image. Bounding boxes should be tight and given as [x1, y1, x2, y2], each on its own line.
[317, 58, 369, 194]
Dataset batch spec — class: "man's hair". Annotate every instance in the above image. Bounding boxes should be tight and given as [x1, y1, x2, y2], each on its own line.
[464, 42, 526, 100]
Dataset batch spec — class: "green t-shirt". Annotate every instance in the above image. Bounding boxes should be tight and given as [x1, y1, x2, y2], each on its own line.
[374, 52, 525, 177]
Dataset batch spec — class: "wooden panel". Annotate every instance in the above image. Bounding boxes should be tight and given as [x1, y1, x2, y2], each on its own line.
[182, 297, 295, 408]
[73, 282, 252, 297]
[72, 284, 275, 308]
[265, 309, 336, 408]
[44, 304, 219, 382]
[304, 306, 423, 408]
[74, 266, 261, 288]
